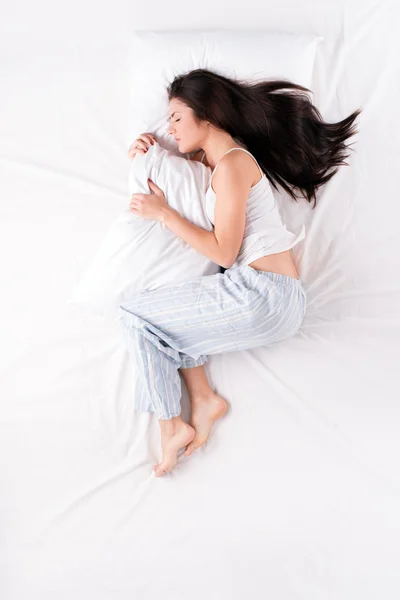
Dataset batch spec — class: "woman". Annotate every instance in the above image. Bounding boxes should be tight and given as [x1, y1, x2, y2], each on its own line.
[122, 68, 361, 477]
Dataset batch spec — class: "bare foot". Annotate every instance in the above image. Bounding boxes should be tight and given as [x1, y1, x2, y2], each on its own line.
[154, 417, 195, 477]
[184, 392, 228, 457]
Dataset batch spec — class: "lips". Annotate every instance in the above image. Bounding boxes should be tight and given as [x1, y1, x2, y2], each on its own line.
[175, 138, 180, 142]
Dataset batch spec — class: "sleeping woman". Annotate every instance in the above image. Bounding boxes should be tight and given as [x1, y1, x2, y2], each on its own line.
[123, 68, 361, 477]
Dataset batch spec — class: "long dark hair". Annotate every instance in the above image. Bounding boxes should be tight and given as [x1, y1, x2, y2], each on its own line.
[167, 68, 361, 209]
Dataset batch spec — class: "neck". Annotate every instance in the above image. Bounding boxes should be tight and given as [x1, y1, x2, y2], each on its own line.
[200, 133, 246, 171]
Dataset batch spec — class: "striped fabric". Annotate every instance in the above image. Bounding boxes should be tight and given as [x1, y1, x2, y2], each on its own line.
[118, 264, 306, 420]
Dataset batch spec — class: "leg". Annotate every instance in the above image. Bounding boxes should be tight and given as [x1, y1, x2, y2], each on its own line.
[118, 309, 208, 419]
[118, 266, 304, 475]
[118, 267, 247, 423]
[180, 365, 228, 456]
[120, 315, 208, 414]
[179, 364, 213, 400]
[118, 312, 208, 476]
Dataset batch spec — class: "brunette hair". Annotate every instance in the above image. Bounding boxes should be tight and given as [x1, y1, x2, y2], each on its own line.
[167, 68, 361, 209]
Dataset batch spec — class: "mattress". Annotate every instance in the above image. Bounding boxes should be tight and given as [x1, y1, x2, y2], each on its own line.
[1, 2, 400, 598]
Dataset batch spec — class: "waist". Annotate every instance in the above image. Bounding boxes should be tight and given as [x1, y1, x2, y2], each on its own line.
[248, 250, 300, 280]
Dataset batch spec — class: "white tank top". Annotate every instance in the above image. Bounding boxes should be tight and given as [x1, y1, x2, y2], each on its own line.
[200, 147, 306, 269]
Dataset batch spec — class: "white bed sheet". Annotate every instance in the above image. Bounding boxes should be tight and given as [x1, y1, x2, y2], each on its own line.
[1, 1, 400, 598]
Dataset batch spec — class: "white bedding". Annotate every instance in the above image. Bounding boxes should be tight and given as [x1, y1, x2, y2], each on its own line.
[1, 2, 400, 599]
[70, 141, 219, 319]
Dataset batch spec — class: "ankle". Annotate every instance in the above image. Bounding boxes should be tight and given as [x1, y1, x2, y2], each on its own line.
[159, 415, 184, 434]
[190, 390, 217, 404]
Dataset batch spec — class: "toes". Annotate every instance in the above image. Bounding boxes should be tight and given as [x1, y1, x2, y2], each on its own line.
[154, 463, 169, 477]
[184, 442, 195, 456]
[184, 441, 200, 456]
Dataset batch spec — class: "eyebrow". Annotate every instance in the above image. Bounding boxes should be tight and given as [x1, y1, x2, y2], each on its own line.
[169, 111, 180, 119]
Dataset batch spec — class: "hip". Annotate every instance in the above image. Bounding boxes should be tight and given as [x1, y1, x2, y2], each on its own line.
[248, 249, 300, 280]
[224, 264, 307, 336]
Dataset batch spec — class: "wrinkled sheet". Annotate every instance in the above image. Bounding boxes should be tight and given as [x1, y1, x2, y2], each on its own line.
[1, 1, 400, 598]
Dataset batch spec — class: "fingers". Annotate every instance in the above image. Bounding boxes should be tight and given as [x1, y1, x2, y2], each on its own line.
[128, 144, 147, 158]
[140, 133, 157, 145]
[128, 147, 141, 158]
[128, 133, 157, 158]
[136, 133, 157, 149]
[136, 139, 150, 151]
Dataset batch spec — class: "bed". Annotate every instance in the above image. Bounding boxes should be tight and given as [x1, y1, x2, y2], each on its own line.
[1, 1, 400, 598]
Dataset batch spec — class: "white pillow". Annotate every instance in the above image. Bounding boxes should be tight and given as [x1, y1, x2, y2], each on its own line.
[69, 142, 221, 319]
[71, 30, 322, 320]
[127, 30, 323, 151]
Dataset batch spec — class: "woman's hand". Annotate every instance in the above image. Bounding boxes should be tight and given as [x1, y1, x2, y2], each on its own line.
[128, 133, 157, 159]
[129, 179, 169, 221]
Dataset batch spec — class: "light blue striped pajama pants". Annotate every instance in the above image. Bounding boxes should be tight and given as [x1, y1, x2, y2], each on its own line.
[117, 264, 306, 420]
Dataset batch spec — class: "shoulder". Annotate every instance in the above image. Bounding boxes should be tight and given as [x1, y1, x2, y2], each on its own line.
[213, 150, 256, 192]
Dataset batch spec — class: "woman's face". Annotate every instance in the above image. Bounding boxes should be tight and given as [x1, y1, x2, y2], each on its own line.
[167, 98, 207, 153]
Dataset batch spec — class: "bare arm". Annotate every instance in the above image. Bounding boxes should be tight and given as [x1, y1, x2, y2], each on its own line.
[161, 209, 229, 267]
[161, 153, 252, 268]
